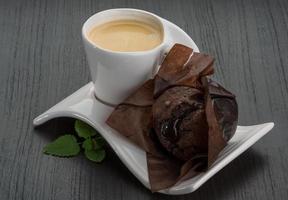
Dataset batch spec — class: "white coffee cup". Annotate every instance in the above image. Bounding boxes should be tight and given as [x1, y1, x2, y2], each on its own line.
[82, 8, 173, 105]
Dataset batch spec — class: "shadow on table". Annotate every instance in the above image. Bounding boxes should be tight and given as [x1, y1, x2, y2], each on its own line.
[34, 117, 76, 140]
[151, 149, 267, 200]
[34, 117, 151, 194]
[34, 118, 268, 200]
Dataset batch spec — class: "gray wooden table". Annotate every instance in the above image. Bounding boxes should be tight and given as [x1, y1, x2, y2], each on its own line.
[1, 0, 287, 199]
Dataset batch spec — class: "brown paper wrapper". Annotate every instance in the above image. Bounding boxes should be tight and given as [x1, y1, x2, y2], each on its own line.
[106, 44, 238, 192]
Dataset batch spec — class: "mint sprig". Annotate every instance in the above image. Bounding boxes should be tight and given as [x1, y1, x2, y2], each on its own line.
[75, 120, 97, 139]
[43, 135, 80, 157]
[85, 149, 106, 162]
[43, 120, 106, 163]
[82, 138, 93, 150]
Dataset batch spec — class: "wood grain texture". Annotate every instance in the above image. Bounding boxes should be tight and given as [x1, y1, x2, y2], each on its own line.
[0, 0, 287, 199]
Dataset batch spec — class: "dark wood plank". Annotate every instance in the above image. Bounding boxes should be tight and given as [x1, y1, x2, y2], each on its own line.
[0, 0, 287, 199]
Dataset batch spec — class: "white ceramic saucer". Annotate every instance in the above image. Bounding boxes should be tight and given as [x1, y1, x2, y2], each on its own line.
[33, 19, 274, 195]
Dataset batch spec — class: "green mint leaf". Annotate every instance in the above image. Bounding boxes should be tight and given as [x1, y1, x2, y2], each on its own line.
[82, 138, 93, 151]
[43, 135, 80, 157]
[93, 137, 106, 150]
[84, 149, 106, 163]
[75, 120, 97, 139]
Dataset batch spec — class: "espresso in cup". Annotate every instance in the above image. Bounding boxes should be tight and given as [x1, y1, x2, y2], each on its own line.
[82, 9, 169, 105]
[88, 20, 163, 52]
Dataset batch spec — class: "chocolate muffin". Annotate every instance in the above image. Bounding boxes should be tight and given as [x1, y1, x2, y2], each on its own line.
[152, 80, 238, 161]
[106, 44, 239, 191]
[153, 86, 208, 161]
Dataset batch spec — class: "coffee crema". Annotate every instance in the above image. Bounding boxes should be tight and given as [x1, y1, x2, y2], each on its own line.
[88, 20, 163, 52]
